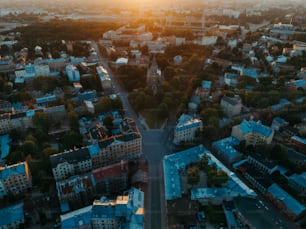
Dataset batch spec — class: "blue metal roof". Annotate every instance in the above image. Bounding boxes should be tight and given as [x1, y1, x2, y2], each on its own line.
[268, 183, 306, 216]
[88, 144, 100, 156]
[175, 114, 202, 132]
[201, 80, 212, 89]
[212, 137, 242, 161]
[240, 119, 273, 138]
[0, 134, 11, 161]
[163, 145, 206, 200]
[289, 172, 306, 188]
[272, 117, 288, 125]
[0, 162, 26, 180]
[36, 94, 56, 104]
[293, 79, 306, 88]
[61, 206, 92, 229]
[291, 135, 306, 145]
[270, 99, 291, 112]
[0, 203, 24, 227]
[241, 68, 258, 79]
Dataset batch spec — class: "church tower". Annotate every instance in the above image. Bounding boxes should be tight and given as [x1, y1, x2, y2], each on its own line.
[147, 56, 163, 95]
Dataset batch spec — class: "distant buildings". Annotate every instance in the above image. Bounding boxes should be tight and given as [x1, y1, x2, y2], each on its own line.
[231, 119, 274, 146]
[0, 162, 32, 197]
[66, 64, 80, 82]
[96, 65, 112, 94]
[173, 114, 202, 145]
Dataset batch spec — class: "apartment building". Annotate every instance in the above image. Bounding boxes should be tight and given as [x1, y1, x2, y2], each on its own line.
[91, 118, 142, 168]
[173, 114, 202, 145]
[231, 119, 274, 146]
[0, 162, 32, 196]
[50, 147, 92, 181]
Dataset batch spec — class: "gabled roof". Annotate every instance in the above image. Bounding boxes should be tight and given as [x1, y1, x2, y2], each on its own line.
[268, 183, 306, 216]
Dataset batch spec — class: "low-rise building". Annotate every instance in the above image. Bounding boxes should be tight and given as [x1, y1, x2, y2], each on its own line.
[0, 162, 32, 196]
[195, 80, 212, 99]
[0, 203, 24, 229]
[220, 95, 242, 118]
[231, 119, 274, 146]
[173, 114, 202, 145]
[212, 137, 242, 164]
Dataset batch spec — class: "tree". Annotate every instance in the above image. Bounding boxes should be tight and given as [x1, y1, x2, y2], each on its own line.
[103, 115, 114, 131]
[187, 167, 200, 186]
[32, 112, 52, 131]
[62, 131, 83, 150]
[198, 155, 209, 171]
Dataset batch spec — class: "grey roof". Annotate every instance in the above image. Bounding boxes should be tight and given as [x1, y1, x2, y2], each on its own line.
[50, 147, 90, 168]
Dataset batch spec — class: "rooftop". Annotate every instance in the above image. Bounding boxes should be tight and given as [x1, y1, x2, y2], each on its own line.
[92, 160, 128, 183]
[163, 145, 206, 200]
[0, 203, 24, 227]
[291, 135, 306, 145]
[0, 134, 11, 161]
[175, 114, 202, 132]
[268, 183, 306, 216]
[60, 205, 92, 229]
[239, 119, 273, 138]
[201, 80, 212, 89]
[212, 136, 242, 161]
[0, 162, 27, 180]
[289, 172, 306, 188]
[50, 147, 91, 169]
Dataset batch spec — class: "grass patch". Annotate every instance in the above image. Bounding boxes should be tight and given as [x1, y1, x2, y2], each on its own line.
[140, 110, 165, 129]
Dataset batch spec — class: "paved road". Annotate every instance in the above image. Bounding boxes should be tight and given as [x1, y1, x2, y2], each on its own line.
[91, 41, 168, 229]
